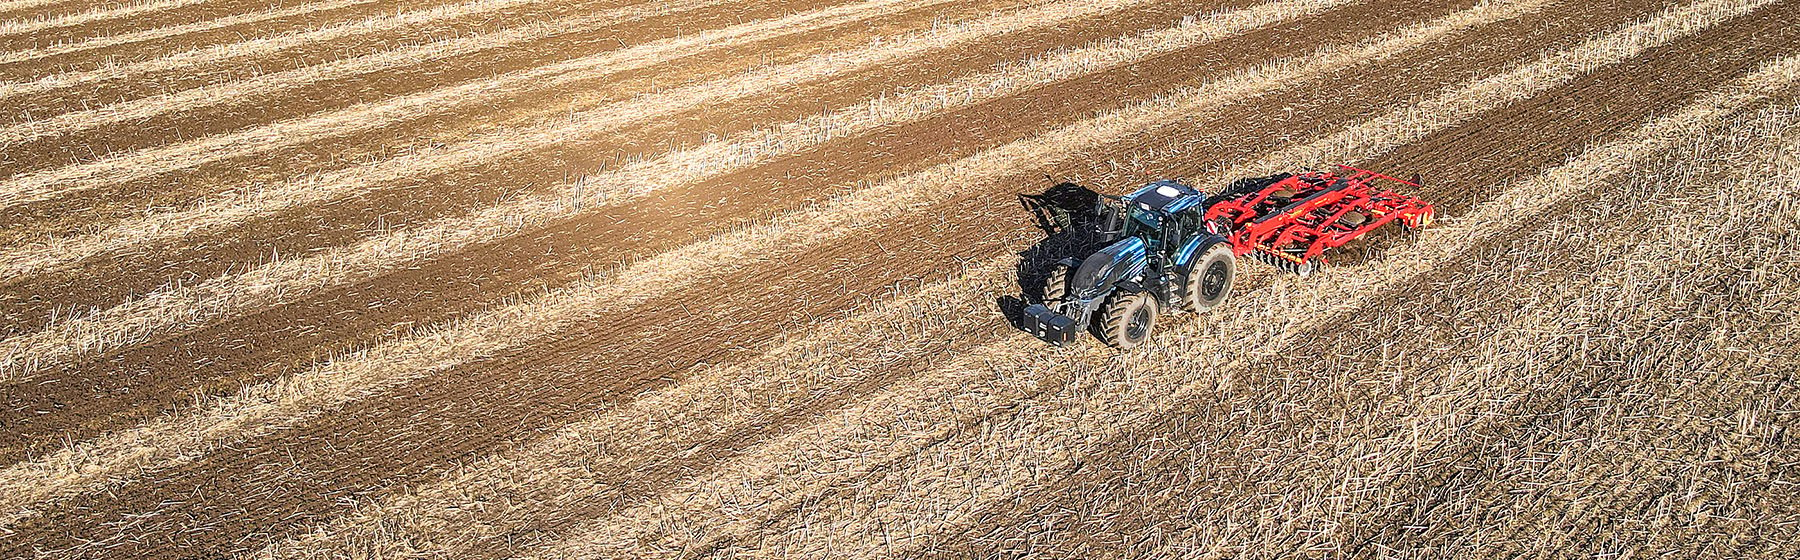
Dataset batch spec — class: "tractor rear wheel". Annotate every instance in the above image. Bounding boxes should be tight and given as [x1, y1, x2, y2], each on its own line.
[1180, 244, 1235, 312]
[1099, 291, 1158, 349]
[1043, 262, 1072, 306]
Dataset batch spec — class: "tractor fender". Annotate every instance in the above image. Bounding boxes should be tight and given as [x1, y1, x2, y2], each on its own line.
[1173, 233, 1231, 272]
[1066, 237, 1148, 302]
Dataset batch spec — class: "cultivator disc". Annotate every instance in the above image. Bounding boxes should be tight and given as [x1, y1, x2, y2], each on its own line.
[1204, 165, 1434, 278]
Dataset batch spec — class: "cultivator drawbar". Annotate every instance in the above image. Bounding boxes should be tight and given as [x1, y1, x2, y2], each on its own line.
[1203, 165, 1435, 276]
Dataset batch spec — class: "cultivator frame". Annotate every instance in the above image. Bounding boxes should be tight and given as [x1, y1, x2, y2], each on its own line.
[1203, 165, 1435, 275]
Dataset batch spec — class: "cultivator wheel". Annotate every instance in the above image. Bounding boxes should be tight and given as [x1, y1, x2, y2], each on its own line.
[1180, 243, 1235, 312]
[1099, 291, 1158, 349]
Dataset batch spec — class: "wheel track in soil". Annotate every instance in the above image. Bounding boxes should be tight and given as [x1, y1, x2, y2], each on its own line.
[512, 10, 1795, 556]
[0, 0, 1692, 554]
[910, 101, 1800, 559]
[903, 11, 1800, 553]
[0, 0, 853, 174]
[0, 0, 1362, 439]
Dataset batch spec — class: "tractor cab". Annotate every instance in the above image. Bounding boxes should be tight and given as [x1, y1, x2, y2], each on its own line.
[1111, 180, 1214, 264]
[1115, 180, 1204, 237]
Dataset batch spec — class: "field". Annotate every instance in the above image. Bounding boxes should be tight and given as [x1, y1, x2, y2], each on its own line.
[0, 0, 1796, 557]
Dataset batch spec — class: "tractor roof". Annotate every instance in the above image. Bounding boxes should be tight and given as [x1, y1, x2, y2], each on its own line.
[1125, 180, 1204, 214]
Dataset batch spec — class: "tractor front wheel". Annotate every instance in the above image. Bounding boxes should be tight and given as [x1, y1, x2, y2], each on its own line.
[1099, 291, 1158, 349]
[1180, 244, 1235, 312]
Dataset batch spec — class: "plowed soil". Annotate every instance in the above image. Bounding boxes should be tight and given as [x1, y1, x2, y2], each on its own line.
[1, 0, 1795, 558]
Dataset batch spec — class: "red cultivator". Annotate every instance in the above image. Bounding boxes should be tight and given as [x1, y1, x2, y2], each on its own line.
[1202, 165, 1436, 276]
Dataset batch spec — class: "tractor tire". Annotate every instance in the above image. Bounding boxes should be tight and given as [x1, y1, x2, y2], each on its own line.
[1044, 262, 1072, 306]
[1180, 243, 1235, 312]
[1099, 290, 1158, 349]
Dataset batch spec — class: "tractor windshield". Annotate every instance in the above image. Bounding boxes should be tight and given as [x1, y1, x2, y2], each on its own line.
[1124, 207, 1159, 237]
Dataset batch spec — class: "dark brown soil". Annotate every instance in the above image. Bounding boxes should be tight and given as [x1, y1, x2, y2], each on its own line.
[4, 0, 1749, 556]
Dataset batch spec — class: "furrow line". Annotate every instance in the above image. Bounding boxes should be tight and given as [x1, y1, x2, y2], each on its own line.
[245, 259, 1022, 559]
[0, 0, 1358, 391]
[0, 0, 217, 36]
[0, 0, 1552, 530]
[0, 0, 381, 67]
[520, 16, 1796, 558]
[0, 0, 1191, 303]
[0, 0, 888, 204]
[0, 0, 82, 18]
[0, 0, 733, 136]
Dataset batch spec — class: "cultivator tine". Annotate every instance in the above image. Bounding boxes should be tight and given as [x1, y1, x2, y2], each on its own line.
[1248, 245, 1319, 277]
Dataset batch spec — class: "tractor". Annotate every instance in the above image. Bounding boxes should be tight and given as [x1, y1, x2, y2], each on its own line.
[1017, 165, 1435, 348]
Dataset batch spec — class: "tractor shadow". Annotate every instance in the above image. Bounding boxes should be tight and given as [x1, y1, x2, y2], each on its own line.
[996, 182, 1112, 332]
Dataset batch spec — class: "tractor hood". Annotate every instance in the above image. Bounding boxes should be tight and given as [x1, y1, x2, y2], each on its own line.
[1070, 237, 1148, 299]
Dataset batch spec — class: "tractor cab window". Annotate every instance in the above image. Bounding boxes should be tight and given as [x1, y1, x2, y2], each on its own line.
[1127, 207, 1161, 235]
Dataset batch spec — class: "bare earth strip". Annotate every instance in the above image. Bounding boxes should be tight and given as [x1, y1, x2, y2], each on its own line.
[0, 0, 632, 99]
[0, 0, 214, 36]
[0, 0, 409, 67]
[0, 0, 214, 35]
[0, 0, 1554, 533]
[0, 0, 1357, 410]
[0, 0, 83, 18]
[0, 0, 733, 142]
[0, 0, 961, 210]
[524, 53, 1800, 560]
[0, 0, 1176, 295]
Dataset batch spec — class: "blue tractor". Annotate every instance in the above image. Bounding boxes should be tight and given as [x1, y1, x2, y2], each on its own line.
[1018, 179, 1237, 349]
